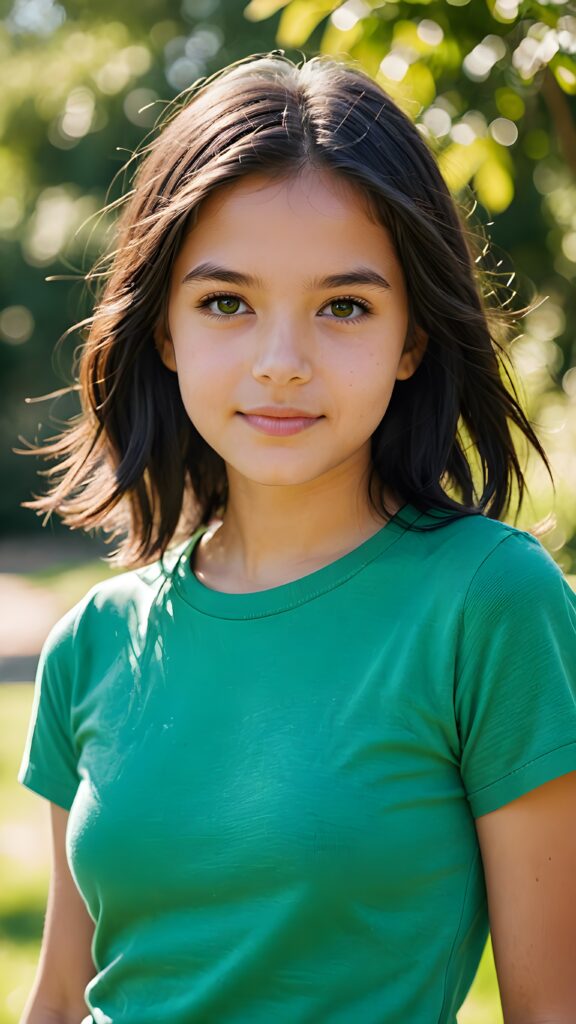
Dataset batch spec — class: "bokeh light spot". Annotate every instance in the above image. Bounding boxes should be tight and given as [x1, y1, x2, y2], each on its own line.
[379, 53, 409, 82]
[60, 87, 95, 139]
[331, 0, 369, 32]
[6, 0, 65, 36]
[416, 20, 443, 47]
[561, 232, 576, 262]
[422, 106, 452, 138]
[489, 117, 519, 146]
[451, 123, 476, 145]
[124, 88, 160, 127]
[0, 306, 34, 345]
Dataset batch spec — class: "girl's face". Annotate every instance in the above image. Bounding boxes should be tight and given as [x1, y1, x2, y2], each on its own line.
[156, 167, 427, 491]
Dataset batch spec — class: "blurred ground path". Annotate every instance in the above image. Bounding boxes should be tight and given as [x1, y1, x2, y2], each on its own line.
[0, 533, 102, 683]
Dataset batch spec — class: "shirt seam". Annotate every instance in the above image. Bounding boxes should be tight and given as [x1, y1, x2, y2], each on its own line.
[170, 513, 426, 620]
[453, 527, 522, 699]
[20, 762, 78, 804]
[437, 845, 481, 1023]
[466, 739, 576, 799]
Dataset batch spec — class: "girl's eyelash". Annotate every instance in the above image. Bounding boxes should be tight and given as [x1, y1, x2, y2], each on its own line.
[195, 291, 373, 324]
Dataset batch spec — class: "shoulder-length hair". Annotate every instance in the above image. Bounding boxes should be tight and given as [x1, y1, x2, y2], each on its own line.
[18, 50, 553, 566]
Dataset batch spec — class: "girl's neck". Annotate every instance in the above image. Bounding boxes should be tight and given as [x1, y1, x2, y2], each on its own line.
[193, 484, 402, 593]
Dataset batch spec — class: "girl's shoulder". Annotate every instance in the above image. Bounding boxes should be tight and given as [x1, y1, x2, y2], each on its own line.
[41, 538, 190, 660]
[397, 508, 575, 639]
[413, 506, 569, 595]
[425, 513, 576, 644]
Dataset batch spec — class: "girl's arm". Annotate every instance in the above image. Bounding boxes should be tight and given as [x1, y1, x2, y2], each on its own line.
[475, 770, 576, 1023]
[19, 803, 95, 1024]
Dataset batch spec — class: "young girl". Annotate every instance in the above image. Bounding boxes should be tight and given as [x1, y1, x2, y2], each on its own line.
[17, 51, 576, 1024]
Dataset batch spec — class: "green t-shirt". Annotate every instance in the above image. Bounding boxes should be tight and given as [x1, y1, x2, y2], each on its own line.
[18, 502, 576, 1024]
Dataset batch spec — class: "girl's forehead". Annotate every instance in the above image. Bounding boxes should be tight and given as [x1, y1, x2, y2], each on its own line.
[171, 221, 403, 305]
[194, 166, 376, 226]
[174, 169, 399, 272]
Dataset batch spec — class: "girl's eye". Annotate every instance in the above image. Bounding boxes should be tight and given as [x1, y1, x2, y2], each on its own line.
[322, 297, 372, 323]
[198, 294, 247, 318]
[195, 292, 373, 324]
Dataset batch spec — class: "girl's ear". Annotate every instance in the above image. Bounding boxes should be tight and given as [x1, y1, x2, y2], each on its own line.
[154, 325, 178, 373]
[396, 324, 428, 381]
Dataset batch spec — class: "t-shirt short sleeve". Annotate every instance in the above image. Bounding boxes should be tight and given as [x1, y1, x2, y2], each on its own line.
[455, 529, 576, 817]
[18, 602, 81, 811]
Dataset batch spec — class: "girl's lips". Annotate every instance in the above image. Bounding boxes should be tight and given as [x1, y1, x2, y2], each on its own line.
[238, 413, 323, 436]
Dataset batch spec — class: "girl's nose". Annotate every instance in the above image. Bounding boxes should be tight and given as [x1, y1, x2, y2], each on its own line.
[251, 320, 313, 385]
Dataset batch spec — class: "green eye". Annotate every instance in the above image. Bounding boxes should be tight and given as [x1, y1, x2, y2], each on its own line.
[330, 299, 355, 318]
[215, 296, 241, 314]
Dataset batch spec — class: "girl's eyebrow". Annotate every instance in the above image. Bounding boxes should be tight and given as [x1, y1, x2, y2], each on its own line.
[181, 261, 391, 291]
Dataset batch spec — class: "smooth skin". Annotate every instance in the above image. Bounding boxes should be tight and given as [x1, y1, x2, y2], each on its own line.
[475, 772, 576, 1023]
[23, 167, 576, 1022]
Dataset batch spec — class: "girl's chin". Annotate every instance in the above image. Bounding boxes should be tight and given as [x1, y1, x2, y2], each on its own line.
[224, 460, 332, 487]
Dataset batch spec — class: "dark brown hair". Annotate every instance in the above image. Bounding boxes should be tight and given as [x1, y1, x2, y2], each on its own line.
[17, 50, 554, 566]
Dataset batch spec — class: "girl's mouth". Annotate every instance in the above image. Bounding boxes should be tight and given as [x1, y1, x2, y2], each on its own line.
[238, 413, 323, 436]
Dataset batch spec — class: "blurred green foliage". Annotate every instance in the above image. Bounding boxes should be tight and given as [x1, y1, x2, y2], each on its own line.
[1, 0, 575, 570]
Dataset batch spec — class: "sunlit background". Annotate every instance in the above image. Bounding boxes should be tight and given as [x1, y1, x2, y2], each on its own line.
[1, 1, 575, 1022]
